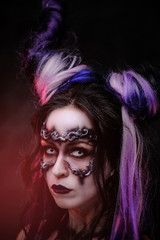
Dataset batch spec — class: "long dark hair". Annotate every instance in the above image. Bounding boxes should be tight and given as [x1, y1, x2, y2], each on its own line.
[20, 0, 160, 239]
[22, 77, 123, 240]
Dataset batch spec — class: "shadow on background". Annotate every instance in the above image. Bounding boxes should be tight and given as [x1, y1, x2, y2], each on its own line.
[0, 1, 160, 239]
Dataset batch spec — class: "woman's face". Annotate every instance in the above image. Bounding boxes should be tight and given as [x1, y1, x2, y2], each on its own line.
[40, 105, 111, 212]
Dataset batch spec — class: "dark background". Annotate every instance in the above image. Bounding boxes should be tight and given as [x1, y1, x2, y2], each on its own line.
[0, 1, 160, 239]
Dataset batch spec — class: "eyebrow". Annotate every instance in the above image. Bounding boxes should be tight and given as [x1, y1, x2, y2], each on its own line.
[64, 139, 95, 146]
[41, 138, 94, 147]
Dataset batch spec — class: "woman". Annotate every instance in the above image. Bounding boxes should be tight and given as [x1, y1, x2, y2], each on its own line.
[17, 0, 160, 239]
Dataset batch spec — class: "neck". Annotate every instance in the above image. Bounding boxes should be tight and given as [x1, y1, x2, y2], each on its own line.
[68, 198, 102, 233]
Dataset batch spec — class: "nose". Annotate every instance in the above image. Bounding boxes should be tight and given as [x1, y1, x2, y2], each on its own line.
[51, 152, 69, 178]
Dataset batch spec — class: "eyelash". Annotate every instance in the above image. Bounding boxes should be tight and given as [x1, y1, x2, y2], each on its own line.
[41, 146, 92, 159]
[41, 145, 57, 157]
[70, 148, 91, 158]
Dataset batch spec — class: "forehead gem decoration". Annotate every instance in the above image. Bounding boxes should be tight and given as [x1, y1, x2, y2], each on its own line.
[40, 122, 97, 142]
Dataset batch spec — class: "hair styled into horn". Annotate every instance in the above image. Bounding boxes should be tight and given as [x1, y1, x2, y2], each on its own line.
[19, 0, 160, 239]
[34, 51, 89, 105]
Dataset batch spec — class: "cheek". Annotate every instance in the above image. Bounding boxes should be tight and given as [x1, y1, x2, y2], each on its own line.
[74, 174, 98, 204]
[44, 171, 98, 209]
[44, 171, 53, 188]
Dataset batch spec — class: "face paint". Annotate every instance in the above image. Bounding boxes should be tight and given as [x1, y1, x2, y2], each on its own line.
[39, 106, 101, 210]
[40, 123, 97, 180]
[40, 122, 97, 142]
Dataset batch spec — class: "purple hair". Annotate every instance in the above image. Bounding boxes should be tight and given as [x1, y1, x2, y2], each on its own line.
[108, 70, 159, 239]
[22, 0, 76, 81]
[33, 52, 159, 239]
[21, 0, 160, 239]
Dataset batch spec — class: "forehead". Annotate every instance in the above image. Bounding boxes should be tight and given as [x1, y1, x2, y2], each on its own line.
[46, 105, 93, 134]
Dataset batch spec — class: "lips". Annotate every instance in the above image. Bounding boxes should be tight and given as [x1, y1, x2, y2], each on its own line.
[51, 184, 72, 194]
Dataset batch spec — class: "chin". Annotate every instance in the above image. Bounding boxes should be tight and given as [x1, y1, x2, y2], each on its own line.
[54, 197, 83, 210]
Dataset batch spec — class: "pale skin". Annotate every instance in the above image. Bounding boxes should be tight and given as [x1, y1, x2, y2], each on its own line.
[44, 105, 102, 233]
[17, 105, 113, 240]
[16, 105, 152, 240]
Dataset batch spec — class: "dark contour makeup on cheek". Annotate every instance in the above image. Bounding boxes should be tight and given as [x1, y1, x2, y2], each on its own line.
[40, 122, 97, 183]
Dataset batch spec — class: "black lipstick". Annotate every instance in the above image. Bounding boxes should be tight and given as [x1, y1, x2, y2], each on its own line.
[51, 184, 72, 194]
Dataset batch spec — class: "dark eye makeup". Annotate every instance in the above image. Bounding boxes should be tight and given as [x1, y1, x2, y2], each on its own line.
[41, 145, 94, 159]
[40, 140, 96, 174]
[40, 139, 96, 162]
[41, 144, 58, 158]
[68, 147, 94, 159]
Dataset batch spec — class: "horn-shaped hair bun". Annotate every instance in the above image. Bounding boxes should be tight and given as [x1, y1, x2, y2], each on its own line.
[108, 70, 159, 119]
[34, 52, 89, 105]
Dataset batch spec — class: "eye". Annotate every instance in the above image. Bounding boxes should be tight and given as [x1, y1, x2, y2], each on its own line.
[71, 150, 84, 157]
[69, 147, 91, 158]
[45, 148, 57, 155]
[41, 145, 57, 157]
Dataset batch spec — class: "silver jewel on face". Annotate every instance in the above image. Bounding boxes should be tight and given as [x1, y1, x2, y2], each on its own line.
[40, 158, 94, 179]
[66, 158, 94, 178]
[40, 160, 50, 170]
[40, 122, 97, 179]
[40, 122, 97, 142]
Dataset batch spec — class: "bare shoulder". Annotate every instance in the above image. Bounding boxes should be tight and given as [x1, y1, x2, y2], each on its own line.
[16, 229, 26, 240]
[46, 230, 58, 240]
[16, 225, 30, 240]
